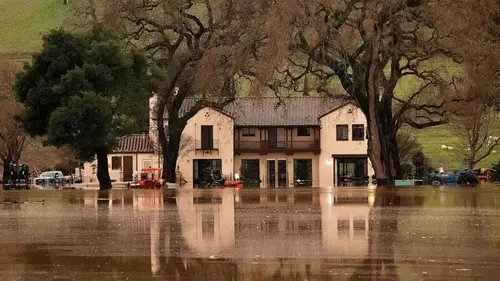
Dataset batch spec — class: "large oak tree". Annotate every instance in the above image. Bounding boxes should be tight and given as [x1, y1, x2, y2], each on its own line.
[15, 28, 151, 189]
[261, 0, 500, 185]
[73, 0, 286, 183]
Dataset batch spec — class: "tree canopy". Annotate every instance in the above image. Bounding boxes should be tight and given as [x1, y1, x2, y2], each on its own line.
[15, 27, 152, 188]
[251, 0, 500, 183]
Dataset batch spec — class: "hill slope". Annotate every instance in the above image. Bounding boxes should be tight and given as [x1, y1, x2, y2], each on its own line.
[0, 0, 67, 58]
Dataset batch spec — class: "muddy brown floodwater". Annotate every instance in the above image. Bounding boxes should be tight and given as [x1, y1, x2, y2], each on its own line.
[1, 186, 500, 280]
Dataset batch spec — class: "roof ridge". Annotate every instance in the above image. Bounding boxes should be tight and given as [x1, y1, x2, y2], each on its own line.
[234, 96, 342, 99]
[119, 134, 151, 138]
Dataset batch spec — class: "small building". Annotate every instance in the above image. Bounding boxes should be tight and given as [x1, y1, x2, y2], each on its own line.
[83, 134, 158, 183]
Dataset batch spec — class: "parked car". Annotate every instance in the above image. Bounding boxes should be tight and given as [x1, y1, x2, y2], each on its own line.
[425, 170, 479, 186]
[33, 171, 73, 188]
[457, 171, 479, 185]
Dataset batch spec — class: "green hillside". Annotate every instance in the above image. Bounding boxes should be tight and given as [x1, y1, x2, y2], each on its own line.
[0, 0, 68, 58]
[1, 1, 497, 171]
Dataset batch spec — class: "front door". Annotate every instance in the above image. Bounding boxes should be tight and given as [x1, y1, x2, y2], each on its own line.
[277, 160, 287, 187]
[123, 156, 133, 181]
[268, 128, 277, 149]
[267, 160, 276, 188]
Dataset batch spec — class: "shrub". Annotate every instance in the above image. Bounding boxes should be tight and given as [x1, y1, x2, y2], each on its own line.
[491, 162, 500, 182]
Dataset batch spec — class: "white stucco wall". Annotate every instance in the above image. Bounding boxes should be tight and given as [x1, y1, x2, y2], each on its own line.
[176, 107, 234, 185]
[318, 103, 374, 187]
[83, 152, 158, 183]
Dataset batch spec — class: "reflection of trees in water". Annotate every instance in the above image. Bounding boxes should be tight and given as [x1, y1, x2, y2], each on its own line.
[349, 188, 424, 281]
[8, 188, 500, 280]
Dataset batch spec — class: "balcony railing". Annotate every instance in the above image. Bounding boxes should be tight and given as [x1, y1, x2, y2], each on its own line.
[195, 140, 219, 150]
[235, 140, 320, 152]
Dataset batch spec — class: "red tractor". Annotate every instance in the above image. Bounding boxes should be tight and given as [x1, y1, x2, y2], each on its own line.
[129, 168, 163, 189]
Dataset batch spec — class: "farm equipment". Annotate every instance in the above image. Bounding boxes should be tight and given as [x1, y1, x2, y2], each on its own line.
[3, 163, 30, 190]
[128, 168, 163, 189]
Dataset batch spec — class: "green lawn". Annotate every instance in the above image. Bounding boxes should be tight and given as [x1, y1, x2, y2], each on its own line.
[411, 126, 500, 170]
[0, 2, 493, 170]
[0, 0, 68, 58]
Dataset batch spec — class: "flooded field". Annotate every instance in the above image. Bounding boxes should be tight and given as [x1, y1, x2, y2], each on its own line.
[1, 185, 500, 280]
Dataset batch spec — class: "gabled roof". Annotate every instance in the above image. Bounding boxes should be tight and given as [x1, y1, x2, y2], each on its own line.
[163, 96, 354, 127]
[112, 134, 155, 154]
[225, 97, 352, 126]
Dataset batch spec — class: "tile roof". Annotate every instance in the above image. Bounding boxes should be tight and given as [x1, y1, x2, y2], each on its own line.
[225, 97, 352, 126]
[158, 95, 351, 126]
[161, 96, 354, 126]
[113, 134, 155, 153]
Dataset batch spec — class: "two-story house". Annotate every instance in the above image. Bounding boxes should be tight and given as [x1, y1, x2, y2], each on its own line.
[226, 97, 373, 187]
[84, 95, 374, 187]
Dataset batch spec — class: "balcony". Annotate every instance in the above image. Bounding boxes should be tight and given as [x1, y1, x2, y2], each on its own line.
[195, 140, 219, 150]
[235, 140, 320, 153]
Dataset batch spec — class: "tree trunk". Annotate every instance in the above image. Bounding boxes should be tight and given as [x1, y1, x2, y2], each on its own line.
[388, 133, 402, 179]
[2, 158, 11, 184]
[366, 29, 394, 186]
[164, 122, 183, 183]
[95, 146, 112, 190]
[467, 159, 474, 171]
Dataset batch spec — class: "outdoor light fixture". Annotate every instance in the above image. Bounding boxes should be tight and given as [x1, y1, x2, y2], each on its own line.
[327, 193, 334, 205]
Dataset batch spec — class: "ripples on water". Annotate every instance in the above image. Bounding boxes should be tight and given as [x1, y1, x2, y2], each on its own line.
[1, 186, 500, 280]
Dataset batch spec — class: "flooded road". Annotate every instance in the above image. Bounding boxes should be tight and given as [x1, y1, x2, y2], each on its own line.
[1, 186, 500, 280]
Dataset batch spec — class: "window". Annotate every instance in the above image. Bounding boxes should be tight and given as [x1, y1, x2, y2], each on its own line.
[111, 156, 122, 170]
[294, 159, 312, 187]
[352, 124, 365, 141]
[242, 128, 256, 136]
[201, 125, 214, 149]
[336, 125, 348, 141]
[297, 127, 310, 137]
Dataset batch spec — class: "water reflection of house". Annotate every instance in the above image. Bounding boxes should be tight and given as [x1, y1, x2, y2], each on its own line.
[175, 190, 372, 260]
[83, 190, 163, 211]
[176, 189, 235, 257]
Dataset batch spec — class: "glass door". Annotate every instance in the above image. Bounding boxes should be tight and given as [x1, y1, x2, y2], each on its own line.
[267, 160, 276, 188]
[277, 160, 287, 187]
[294, 159, 312, 187]
[336, 158, 368, 186]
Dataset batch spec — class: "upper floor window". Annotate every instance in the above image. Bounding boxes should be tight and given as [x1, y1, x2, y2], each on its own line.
[336, 125, 348, 141]
[201, 125, 214, 149]
[242, 127, 256, 136]
[352, 124, 365, 141]
[297, 127, 310, 137]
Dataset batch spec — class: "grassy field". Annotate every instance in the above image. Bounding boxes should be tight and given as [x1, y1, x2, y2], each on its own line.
[0, 0, 67, 58]
[1, 0, 497, 171]
[411, 126, 500, 170]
